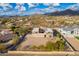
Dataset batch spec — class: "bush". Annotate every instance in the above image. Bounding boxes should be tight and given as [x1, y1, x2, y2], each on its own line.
[38, 45, 45, 50]
[45, 41, 54, 51]
[55, 40, 65, 51]
[75, 36, 79, 40]
[31, 40, 65, 51]
[0, 44, 6, 50]
[12, 35, 19, 45]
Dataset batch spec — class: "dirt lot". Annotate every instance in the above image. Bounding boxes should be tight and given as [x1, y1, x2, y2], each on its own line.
[17, 34, 56, 50]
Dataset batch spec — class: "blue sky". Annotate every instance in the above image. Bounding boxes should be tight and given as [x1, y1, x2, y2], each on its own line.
[0, 3, 78, 16]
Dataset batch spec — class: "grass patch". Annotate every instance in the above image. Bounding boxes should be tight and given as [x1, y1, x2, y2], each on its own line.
[75, 36, 79, 40]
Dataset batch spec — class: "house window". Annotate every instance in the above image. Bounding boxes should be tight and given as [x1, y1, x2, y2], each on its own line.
[39, 28, 45, 33]
[71, 31, 74, 34]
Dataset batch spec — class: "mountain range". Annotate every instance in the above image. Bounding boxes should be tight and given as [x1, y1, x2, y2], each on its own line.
[45, 9, 79, 16]
[0, 3, 79, 17]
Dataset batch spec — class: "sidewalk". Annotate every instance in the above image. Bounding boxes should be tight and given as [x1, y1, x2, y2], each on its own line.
[7, 51, 76, 56]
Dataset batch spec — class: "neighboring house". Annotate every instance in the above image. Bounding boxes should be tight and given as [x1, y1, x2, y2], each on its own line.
[31, 27, 53, 38]
[58, 25, 79, 36]
[73, 28, 79, 36]
[45, 28, 53, 34]
[32, 28, 39, 33]
[0, 29, 14, 42]
[0, 29, 13, 35]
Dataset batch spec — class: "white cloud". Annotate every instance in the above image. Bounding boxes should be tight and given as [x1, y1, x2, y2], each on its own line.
[15, 3, 26, 11]
[43, 3, 60, 6]
[40, 7, 57, 13]
[68, 3, 79, 11]
[20, 5, 26, 11]
[0, 3, 19, 16]
[43, 3, 51, 6]
[0, 3, 12, 11]
[0, 3, 9, 6]
[53, 3, 60, 6]
[28, 3, 35, 8]
[39, 3, 60, 13]
[27, 3, 60, 9]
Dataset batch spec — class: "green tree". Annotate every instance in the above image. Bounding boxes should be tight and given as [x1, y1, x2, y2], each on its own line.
[55, 40, 65, 51]
[10, 25, 16, 32]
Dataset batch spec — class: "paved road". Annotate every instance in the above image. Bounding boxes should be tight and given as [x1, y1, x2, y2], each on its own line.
[63, 35, 79, 51]
[54, 28, 79, 51]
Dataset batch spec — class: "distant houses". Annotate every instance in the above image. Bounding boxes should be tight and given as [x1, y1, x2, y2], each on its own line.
[58, 25, 79, 36]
